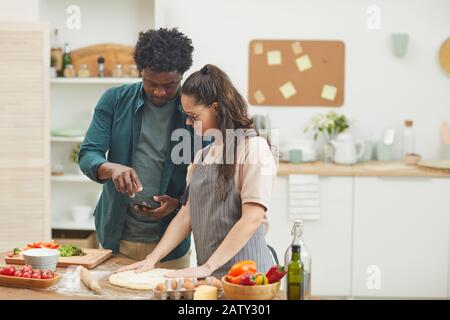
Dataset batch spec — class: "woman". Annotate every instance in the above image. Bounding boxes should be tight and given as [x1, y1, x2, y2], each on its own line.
[116, 64, 276, 279]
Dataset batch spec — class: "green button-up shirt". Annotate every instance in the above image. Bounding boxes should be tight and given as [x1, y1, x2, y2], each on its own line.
[79, 82, 202, 259]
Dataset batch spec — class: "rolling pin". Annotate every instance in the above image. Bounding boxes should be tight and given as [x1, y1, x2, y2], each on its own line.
[77, 266, 102, 294]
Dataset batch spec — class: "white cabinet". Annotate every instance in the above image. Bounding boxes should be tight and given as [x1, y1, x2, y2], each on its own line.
[303, 177, 353, 297]
[268, 176, 353, 297]
[352, 177, 450, 298]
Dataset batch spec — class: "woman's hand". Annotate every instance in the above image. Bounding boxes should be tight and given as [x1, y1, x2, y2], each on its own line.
[114, 259, 156, 274]
[164, 264, 214, 279]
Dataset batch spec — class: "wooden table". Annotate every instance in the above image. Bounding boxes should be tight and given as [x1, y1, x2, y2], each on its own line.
[0, 253, 287, 300]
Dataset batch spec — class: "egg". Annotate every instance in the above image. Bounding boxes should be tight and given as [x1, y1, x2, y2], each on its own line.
[171, 279, 178, 290]
[155, 282, 167, 292]
[183, 281, 196, 290]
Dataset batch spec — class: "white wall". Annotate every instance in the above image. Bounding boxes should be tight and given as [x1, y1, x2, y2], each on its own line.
[0, 0, 39, 21]
[38, 0, 154, 49]
[156, 0, 450, 161]
[155, 0, 450, 271]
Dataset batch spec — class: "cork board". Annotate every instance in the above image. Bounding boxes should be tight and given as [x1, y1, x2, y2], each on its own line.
[248, 40, 345, 107]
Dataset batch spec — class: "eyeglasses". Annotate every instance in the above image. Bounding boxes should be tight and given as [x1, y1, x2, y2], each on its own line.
[182, 105, 212, 123]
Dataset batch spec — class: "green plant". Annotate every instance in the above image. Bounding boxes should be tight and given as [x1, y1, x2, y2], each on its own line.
[70, 143, 81, 164]
[304, 111, 350, 141]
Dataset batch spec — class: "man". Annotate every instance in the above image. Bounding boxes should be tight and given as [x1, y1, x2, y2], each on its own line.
[79, 28, 200, 268]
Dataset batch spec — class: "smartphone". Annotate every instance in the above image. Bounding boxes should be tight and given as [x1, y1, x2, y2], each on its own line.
[132, 199, 161, 211]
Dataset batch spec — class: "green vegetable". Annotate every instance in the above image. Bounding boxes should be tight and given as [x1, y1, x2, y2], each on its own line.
[12, 248, 21, 256]
[59, 245, 87, 257]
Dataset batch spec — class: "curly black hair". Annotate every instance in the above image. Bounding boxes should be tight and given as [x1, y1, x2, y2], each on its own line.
[134, 28, 194, 74]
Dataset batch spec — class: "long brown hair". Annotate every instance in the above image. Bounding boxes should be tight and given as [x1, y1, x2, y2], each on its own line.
[181, 64, 254, 200]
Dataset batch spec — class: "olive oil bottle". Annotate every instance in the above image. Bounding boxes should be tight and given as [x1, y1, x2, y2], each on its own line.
[287, 245, 303, 300]
[284, 220, 311, 300]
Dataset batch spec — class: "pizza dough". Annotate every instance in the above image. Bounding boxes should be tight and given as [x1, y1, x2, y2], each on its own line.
[108, 268, 171, 291]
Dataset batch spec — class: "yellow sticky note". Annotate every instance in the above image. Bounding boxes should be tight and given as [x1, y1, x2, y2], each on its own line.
[295, 54, 312, 72]
[253, 42, 264, 55]
[321, 84, 337, 101]
[291, 41, 303, 55]
[267, 50, 282, 65]
[254, 90, 266, 104]
[279, 81, 297, 99]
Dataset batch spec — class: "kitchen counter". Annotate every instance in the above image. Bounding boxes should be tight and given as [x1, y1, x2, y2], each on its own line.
[278, 160, 450, 178]
[0, 253, 288, 300]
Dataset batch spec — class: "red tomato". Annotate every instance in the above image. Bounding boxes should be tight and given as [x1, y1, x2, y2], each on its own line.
[41, 270, 54, 279]
[22, 265, 33, 273]
[21, 272, 31, 278]
[41, 272, 53, 279]
[31, 273, 41, 279]
[13, 271, 23, 277]
[32, 269, 41, 274]
[0, 268, 5, 275]
[2, 266, 16, 276]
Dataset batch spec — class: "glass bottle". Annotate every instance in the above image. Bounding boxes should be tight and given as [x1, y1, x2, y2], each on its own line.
[287, 245, 303, 300]
[62, 43, 72, 74]
[97, 57, 105, 77]
[284, 220, 311, 300]
[50, 28, 63, 76]
[402, 120, 415, 157]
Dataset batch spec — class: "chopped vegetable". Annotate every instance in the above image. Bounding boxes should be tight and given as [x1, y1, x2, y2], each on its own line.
[59, 244, 86, 257]
[25, 240, 59, 250]
[7, 248, 21, 258]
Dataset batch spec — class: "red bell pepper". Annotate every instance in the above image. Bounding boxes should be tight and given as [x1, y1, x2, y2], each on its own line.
[265, 265, 287, 284]
[239, 272, 258, 286]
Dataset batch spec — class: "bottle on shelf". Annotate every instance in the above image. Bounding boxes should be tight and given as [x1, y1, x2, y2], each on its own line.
[62, 43, 72, 77]
[97, 57, 105, 77]
[284, 220, 311, 300]
[50, 28, 63, 77]
[402, 120, 415, 157]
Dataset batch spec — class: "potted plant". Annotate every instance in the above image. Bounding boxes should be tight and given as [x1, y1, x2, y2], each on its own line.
[70, 143, 82, 175]
[304, 111, 350, 163]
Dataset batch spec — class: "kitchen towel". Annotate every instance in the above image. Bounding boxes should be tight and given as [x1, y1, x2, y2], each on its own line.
[288, 174, 320, 220]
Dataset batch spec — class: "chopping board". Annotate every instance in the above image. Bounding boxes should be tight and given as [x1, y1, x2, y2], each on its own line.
[5, 249, 112, 269]
[417, 160, 450, 170]
[70, 43, 136, 77]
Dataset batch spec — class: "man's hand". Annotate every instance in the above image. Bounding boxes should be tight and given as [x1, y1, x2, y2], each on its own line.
[99, 163, 142, 198]
[134, 195, 179, 220]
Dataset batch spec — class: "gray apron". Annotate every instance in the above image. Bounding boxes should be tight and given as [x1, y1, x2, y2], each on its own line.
[188, 136, 273, 279]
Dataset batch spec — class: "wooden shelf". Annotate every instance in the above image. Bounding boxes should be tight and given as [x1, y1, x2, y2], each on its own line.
[51, 174, 91, 182]
[278, 161, 450, 178]
[52, 220, 95, 231]
[51, 77, 141, 85]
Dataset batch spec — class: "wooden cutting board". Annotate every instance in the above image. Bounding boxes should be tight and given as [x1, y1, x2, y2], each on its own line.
[70, 43, 135, 77]
[5, 249, 112, 269]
